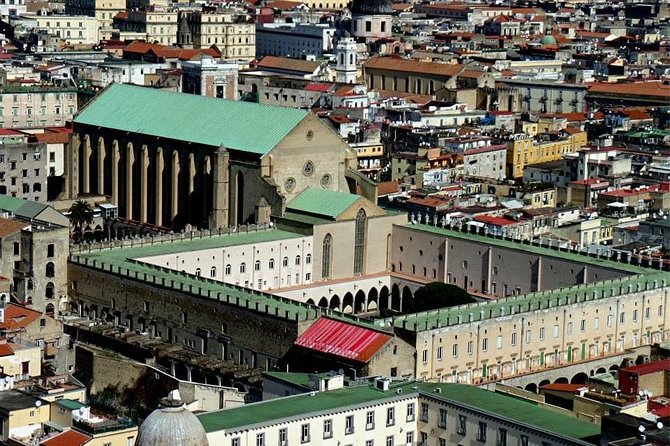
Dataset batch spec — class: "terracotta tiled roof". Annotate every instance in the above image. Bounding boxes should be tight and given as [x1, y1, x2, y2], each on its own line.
[265, 0, 301, 9]
[41, 429, 91, 446]
[373, 89, 433, 105]
[0, 342, 14, 357]
[0, 304, 43, 331]
[365, 56, 463, 78]
[377, 180, 400, 196]
[256, 56, 321, 73]
[0, 218, 27, 237]
[124, 41, 220, 60]
[540, 383, 585, 393]
[30, 133, 70, 144]
[588, 81, 670, 99]
[304, 82, 333, 92]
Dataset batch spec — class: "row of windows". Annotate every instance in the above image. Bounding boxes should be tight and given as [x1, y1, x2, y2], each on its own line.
[234, 405, 417, 446]
[424, 306, 665, 362]
[193, 255, 312, 277]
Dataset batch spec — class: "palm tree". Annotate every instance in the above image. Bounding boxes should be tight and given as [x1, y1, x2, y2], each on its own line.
[68, 200, 94, 231]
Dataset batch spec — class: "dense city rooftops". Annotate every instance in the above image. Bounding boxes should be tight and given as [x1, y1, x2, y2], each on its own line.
[73, 84, 309, 156]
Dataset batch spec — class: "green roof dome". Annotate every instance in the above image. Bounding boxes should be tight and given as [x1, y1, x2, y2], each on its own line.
[540, 35, 557, 46]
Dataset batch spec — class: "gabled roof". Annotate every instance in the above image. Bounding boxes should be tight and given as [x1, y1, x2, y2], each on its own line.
[41, 429, 91, 446]
[0, 342, 14, 357]
[294, 317, 392, 363]
[0, 218, 28, 237]
[286, 187, 362, 220]
[256, 56, 321, 74]
[0, 304, 42, 331]
[74, 84, 308, 156]
[365, 57, 463, 78]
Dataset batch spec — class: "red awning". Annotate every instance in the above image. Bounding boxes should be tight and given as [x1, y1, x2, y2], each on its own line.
[295, 318, 392, 363]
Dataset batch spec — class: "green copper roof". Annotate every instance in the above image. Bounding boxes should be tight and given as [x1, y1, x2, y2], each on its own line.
[286, 187, 361, 220]
[55, 399, 86, 411]
[74, 84, 308, 156]
[197, 381, 599, 442]
[0, 195, 29, 213]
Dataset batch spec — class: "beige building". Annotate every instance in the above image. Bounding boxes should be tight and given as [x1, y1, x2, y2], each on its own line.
[0, 87, 77, 130]
[64, 0, 125, 39]
[385, 224, 668, 383]
[0, 390, 50, 442]
[35, 15, 99, 44]
[115, 7, 178, 45]
[177, 11, 255, 60]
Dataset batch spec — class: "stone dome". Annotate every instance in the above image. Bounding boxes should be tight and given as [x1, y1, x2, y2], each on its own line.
[135, 396, 209, 446]
[350, 0, 393, 15]
[540, 35, 557, 46]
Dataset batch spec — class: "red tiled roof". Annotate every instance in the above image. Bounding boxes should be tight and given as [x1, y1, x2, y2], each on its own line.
[0, 342, 14, 357]
[295, 318, 392, 363]
[474, 215, 520, 226]
[0, 304, 43, 331]
[41, 429, 91, 446]
[0, 218, 28, 237]
[588, 81, 670, 99]
[365, 57, 463, 78]
[30, 133, 69, 144]
[464, 144, 506, 155]
[304, 82, 333, 92]
[620, 360, 670, 376]
[124, 41, 220, 60]
[377, 180, 400, 196]
[256, 56, 321, 73]
[540, 383, 586, 392]
[265, 0, 301, 9]
[0, 129, 23, 136]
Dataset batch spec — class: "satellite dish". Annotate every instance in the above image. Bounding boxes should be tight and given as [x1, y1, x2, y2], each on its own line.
[638, 426, 645, 433]
[657, 422, 664, 429]
[35, 401, 41, 408]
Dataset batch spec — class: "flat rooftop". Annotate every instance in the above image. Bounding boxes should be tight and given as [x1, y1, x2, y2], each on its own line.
[197, 381, 600, 442]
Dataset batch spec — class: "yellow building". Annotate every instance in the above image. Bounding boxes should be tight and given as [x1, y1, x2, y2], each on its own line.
[0, 391, 50, 442]
[0, 340, 41, 378]
[504, 128, 587, 179]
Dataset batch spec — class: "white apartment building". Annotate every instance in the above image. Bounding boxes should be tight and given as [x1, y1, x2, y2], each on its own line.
[198, 380, 599, 446]
[256, 23, 335, 58]
[35, 15, 99, 44]
[0, 0, 26, 18]
[115, 7, 178, 45]
[136, 232, 314, 291]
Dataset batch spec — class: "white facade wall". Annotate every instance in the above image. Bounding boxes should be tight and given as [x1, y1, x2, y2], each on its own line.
[35, 15, 99, 44]
[208, 394, 421, 446]
[137, 236, 314, 291]
[256, 23, 335, 58]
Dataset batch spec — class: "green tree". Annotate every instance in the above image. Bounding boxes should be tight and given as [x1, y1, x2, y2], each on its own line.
[68, 199, 94, 231]
[403, 282, 476, 313]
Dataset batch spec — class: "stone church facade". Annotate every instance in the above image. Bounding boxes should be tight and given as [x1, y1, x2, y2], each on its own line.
[65, 83, 373, 230]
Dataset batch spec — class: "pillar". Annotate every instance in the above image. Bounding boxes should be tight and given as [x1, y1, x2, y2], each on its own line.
[82, 135, 92, 194]
[140, 145, 149, 223]
[186, 365, 193, 382]
[110, 140, 119, 205]
[67, 133, 81, 199]
[211, 145, 230, 228]
[170, 150, 180, 225]
[125, 143, 134, 220]
[97, 137, 105, 196]
[155, 148, 164, 227]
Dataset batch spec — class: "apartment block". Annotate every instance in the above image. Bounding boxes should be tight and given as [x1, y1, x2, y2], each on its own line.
[0, 87, 77, 129]
[177, 11, 255, 60]
[35, 14, 99, 44]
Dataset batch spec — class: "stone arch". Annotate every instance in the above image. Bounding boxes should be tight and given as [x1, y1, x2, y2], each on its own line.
[609, 364, 619, 371]
[354, 290, 366, 313]
[391, 284, 401, 311]
[571, 372, 589, 384]
[524, 383, 537, 393]
[342, 292, 354, 314]
[539, 379, 551, 389]
[596, 367, 607, 374]
[367, 287, 378, 311]
[379, 286, 389, 311]
[554, 377, 569, 384]
[330, 294, 340, 310]
[402, 286, 413, 304]
[45, 282, 55, 300]
[318, 297, 328, 308]
[306, 298, 315, 305]
[45, 303, 55, 316]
